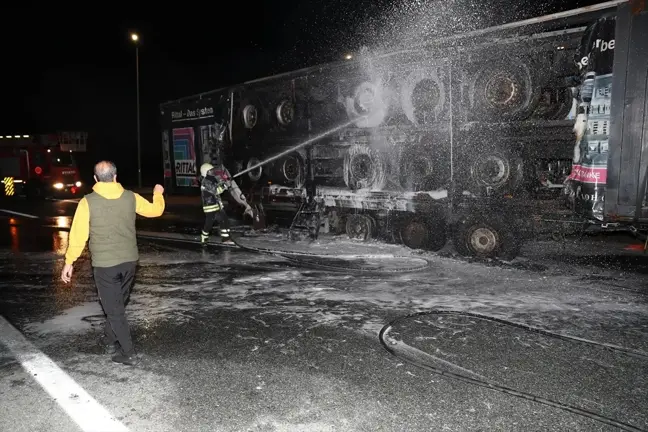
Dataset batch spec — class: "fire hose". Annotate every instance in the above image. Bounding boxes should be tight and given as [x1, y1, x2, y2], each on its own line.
[379, 310, 648, 432]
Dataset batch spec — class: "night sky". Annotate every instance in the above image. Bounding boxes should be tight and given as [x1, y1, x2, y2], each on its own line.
[1, 0, 606, 187]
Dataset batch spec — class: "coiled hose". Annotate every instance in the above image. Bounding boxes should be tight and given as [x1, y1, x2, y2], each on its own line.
[379, 310, 648, 432]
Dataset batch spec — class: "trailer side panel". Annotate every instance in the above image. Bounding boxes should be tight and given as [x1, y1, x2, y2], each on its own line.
[606, 1, 648, 222]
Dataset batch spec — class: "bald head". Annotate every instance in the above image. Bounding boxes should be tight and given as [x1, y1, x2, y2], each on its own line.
[94, 161, 117, 183]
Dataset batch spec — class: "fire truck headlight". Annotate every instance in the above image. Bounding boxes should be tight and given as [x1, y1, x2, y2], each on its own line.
[75, 181, 82, 187]
[53, 182, 64, 190]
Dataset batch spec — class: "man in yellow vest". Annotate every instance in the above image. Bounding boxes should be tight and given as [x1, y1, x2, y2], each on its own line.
[61, 161, 165, 366]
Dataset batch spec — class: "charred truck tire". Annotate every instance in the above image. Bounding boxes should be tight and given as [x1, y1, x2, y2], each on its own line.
[394, 215, 448, 252]
[343, 145, 386, 191]
[346, 214, 376, 242]
[399, 138, 449, 192]
[468, 145, 524, 196]
[271, 153, 305, 188]
[452, 216, 522, 260]
[469, 56, 541, 121]
[400, 68, 446, 125]
[345, 81, 388, 128]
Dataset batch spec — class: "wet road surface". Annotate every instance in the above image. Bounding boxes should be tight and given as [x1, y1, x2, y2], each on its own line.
[0, 195, 647, 431]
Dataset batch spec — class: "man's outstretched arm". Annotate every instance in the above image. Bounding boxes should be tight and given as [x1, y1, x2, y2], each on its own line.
[135, 184, 165, 218]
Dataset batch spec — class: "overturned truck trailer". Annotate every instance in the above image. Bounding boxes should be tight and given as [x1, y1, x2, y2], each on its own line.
[160, 0, 647, 259]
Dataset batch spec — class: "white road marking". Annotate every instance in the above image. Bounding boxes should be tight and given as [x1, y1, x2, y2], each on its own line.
[0, 316, 130, 432]
[0, 209, 39, 219]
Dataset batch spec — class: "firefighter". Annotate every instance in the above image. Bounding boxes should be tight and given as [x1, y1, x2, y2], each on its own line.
[199, 161, 253, 245]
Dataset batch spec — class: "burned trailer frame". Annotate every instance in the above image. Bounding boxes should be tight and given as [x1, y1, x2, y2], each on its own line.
[233, 15, 593, 258]
[159, 1, 641, 259]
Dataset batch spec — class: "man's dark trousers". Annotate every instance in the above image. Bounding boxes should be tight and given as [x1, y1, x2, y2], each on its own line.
[93, 261, 137, 355]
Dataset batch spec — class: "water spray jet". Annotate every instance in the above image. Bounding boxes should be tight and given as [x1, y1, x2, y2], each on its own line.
[232, 117, 366, 180]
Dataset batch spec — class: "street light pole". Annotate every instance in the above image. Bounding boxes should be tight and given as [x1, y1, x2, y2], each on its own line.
[131, 33, 142, 188]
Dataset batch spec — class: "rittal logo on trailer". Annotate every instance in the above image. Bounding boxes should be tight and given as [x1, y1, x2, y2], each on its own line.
[172, 127, 198, 187]
[175, 160, 196, 175]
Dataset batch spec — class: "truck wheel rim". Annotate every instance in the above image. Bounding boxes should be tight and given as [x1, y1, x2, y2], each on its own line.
[276, 100, 294, 126]
[247, 158, 263, 181]
[242, 105, 258, 129]
[348, 216, 371, 241]
[484, 72, 519, 107]
[282, 156, 300, 182]
[473, 155, 509, 188]
[470, 227, 498, 254]
[351, 154, 373, 182]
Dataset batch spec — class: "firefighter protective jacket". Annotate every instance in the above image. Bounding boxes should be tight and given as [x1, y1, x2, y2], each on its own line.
[201, 169, 228, 213]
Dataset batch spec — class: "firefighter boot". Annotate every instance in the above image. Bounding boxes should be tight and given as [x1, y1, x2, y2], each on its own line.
[220, 228, 235, 245]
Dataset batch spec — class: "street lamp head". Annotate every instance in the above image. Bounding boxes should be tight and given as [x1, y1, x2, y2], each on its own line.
[131, 33, 139, 42]
[344, 54, 353, 60]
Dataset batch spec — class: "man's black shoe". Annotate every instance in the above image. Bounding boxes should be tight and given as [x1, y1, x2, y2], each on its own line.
[111, 353, 139, 366]
[99, 337, 118, 355]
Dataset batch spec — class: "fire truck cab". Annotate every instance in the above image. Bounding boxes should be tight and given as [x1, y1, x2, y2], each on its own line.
[0, 132, 86, 199]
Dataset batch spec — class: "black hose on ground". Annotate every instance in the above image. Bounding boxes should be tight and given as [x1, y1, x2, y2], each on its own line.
[379, 310, 648, 432]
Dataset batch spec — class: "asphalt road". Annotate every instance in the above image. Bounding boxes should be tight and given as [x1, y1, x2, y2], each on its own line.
[0, 194, 647, 432]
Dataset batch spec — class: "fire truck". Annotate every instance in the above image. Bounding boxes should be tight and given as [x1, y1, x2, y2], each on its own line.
[159, 0, 647, 259]
[0, 132, 86, 199]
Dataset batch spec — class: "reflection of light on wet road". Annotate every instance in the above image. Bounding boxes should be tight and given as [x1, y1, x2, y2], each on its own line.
[9, 226, 19, 251]
[52, 231, 69, 255]
[55, 216, 70, 229]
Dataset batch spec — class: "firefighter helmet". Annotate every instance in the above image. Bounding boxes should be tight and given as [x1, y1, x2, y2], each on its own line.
[200, 163, 214, 177]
